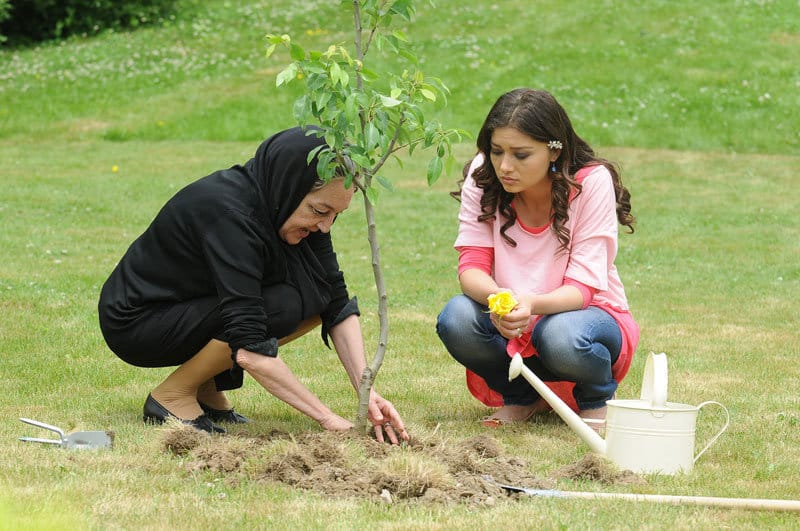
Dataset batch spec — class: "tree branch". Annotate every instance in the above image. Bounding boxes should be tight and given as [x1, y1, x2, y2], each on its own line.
[369, 117, 405, 176]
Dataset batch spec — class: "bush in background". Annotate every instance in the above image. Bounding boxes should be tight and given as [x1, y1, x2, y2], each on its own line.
[0, 0, 10, 44]
[0, 0, 178, 45]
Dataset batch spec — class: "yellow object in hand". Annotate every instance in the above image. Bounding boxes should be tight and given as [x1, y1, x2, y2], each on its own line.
[487, 291, 517, 317]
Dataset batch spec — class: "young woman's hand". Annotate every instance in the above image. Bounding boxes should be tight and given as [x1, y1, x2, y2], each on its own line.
[491, 295, 533, 339]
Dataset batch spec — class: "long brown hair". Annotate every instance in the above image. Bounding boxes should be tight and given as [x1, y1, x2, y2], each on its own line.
[452, 89, 634, 251]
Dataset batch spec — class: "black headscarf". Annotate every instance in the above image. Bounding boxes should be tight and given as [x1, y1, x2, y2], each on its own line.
[246, 126, 327, 227]
[243, 126, 333, 323]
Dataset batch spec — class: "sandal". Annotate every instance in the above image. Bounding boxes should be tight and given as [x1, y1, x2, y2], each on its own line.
[581, 417, 606, 434]
[578, 405, 608, 434]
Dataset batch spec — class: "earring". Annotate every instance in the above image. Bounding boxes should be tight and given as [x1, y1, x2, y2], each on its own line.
[550, 162, 557, 173]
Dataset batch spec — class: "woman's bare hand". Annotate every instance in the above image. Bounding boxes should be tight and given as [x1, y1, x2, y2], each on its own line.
[368, 390, 409, 444]
[318, 413, 354, 432]
[491, 303, 532, 339]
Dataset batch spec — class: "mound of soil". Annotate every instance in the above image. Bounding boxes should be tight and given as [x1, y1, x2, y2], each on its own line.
[160, 424, 644, 505]
[552, 452, 647, 486]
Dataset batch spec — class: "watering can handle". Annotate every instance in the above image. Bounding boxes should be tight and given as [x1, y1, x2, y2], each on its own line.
[693, 401, 730, 463]
[640, 352, 668, 407]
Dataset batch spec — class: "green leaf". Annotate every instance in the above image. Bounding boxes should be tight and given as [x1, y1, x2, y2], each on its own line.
[384, 34, 400, 52]
[427, 155, 443, 185]
[389, 0, 414, 21]
[365, 186, 380, 206]
[445, 153, 457, 176]
[379, 95, 403, 108]
[376, 175, 394, 191]
[324, 132, 339, 150]
[306, 73, 327, 91]
[398, 48, 418, 63]
[306, 145, 325, 165]
[374, 33, 386, 52]
[359, 67, 379, 82]
[350, 153, 373, 170]
[276, 64, 297, 87]
[330, 61, 342, 85]
[344, 93, 359, 123]
[317, 149, 337, 178]
[316, 158, 336, 181]
[292, 95, 311, 123]
[420, 88, 436, 102]
[364, 122, 380, 150]
[338, 68, 350, 87]
[289, 43, 305, 61]
[315, 91, 332, 112]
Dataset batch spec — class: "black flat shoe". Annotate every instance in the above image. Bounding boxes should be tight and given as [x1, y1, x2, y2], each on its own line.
[199, 401, 251, 424]
[143, 394, 226, 434]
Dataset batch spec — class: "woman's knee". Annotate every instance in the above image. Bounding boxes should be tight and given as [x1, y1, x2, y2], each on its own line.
[436, 295, 479, 342]
[533, 310, 618, 383]
[534, 312, 588, 358]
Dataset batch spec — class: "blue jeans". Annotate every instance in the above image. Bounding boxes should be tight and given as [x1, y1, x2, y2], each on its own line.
[436, 295, 622, 410]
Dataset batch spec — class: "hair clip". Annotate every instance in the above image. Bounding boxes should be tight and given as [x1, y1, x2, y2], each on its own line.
[547, 140, 563, 150]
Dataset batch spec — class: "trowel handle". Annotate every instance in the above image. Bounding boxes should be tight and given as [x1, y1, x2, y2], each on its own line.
[19, 418, 66, 438]
[694, 401, 730, 463]
[19, 437, 63, 445]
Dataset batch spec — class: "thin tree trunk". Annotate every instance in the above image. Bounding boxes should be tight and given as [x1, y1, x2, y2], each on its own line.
[355, 194, 389, 430]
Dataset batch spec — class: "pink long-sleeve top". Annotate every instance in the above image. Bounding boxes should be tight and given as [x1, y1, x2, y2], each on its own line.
[454, 155, 639, 410]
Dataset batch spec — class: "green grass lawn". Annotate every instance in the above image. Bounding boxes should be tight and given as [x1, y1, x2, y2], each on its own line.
[1, 0, 799, 528]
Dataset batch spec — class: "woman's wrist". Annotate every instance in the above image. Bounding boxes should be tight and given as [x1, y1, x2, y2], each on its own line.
[518, 292, 536, 314]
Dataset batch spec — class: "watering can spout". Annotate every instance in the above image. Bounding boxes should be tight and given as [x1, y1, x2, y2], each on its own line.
[508, 354, 607, 455]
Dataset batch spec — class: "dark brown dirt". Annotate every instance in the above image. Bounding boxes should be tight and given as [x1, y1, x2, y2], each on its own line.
[159, 424, 646, 506]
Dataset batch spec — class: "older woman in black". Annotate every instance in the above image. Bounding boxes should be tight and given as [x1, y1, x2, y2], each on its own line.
[98, 127, 408, 442]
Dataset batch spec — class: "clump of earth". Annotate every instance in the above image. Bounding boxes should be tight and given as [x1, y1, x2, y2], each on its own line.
[159, 422, 645, 506]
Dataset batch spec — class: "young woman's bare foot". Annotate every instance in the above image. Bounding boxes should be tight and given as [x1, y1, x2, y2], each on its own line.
[579, 406, 607, 433]
[482, 399, 550, 427]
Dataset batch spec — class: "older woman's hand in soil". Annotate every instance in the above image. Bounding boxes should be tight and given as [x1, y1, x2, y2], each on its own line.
[368, 390, 409, 445]
[318, 413, 354, 432]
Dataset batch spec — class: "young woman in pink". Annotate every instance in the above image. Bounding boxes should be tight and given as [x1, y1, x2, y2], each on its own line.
[436, 89, 639, 429]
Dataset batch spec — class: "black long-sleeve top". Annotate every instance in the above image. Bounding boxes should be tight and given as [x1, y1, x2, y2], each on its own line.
[100, 127, 356, 356]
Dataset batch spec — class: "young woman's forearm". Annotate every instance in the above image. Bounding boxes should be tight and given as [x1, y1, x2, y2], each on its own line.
[458, 268, 500, 306]
[520, 285, 584, 315]
[460, 267, 583, 315]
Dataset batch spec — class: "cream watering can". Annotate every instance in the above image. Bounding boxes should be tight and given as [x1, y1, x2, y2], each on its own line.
[509, 352, 729, 474]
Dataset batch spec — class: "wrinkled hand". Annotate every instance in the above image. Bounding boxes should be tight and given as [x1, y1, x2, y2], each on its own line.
[368, 389, 409, 445]
[318, 412, 354, 432]
[491, 302, 533, 340]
